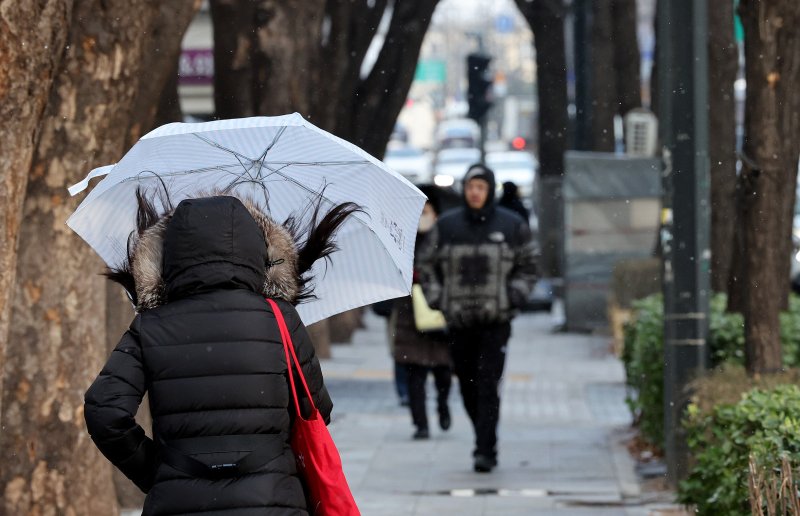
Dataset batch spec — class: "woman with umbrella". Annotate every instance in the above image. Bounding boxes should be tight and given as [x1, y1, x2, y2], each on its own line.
[84, 191, 357, 514]
[74, 115, 427, 515]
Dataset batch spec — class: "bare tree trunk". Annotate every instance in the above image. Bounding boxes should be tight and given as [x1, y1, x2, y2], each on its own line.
[590, 0, 640, 152]
[708, 0, 739, 295]
[0, 0, 73, 430]
[516, 0, 569, 277]
[738, 0, 800, 375]
[154, 60, 184, 127]
[590, 0, 616, 151]
[252, 0, 326, 116]
[127, 0, 199, 142]
[612, 0, 641, 117]
[210, 0, 257, 118]
[1, 2, 196, 513]
[309, 0, 389, 132]
[349, 0, 439, 159]
[727, 178, 747, 312]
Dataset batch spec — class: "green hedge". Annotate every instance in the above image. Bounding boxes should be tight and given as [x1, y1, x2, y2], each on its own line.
[622, 294, 665, 446]
[622, 293, 800, 448]
[678, 381, 800, 515]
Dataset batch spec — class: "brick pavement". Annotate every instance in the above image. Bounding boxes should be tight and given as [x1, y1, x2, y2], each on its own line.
[123, 310, 684, 516]
[321, 310, 683, 515]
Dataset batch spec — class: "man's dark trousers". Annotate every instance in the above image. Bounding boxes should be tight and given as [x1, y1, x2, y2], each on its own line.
[450, 322, 511, 460]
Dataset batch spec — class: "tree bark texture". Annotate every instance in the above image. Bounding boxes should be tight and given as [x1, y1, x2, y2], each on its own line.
[212, 0, 328, 118]
[347, 0, 439, 159]
[0, 0, 73, 429]
[516, 0, 569, 277]
[738, 0, 800, 374]
[590, 0, 641, 152]
[612, 0, 641, 117]
[210, 0, 436, 160]
[210, 0, 257, 118]
[252, 0, 326, 117]
[125, 0, 199, 146]
[590, 0, 616, 152]
[1, 2, 196, 514]
[309, 0, 389, 133]
[153, 59, 184, 127]
[708, 0, 739, 294]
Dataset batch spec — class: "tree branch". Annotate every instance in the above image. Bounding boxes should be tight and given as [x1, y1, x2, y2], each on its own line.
[351, 0, 439, 158]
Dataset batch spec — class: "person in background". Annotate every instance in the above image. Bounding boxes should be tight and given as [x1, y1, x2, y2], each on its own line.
[390, 186, 453, 439]
[420, 165, 537, 473]
[497, 181, 529, 227]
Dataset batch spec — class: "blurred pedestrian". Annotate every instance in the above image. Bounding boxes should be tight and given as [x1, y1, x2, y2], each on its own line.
[420, 164, 537, 472]
[371, 298, 410, 406]
[84, 193, 357, 515]
[390, 186, 453, 439]
[498, 181, 529, 226]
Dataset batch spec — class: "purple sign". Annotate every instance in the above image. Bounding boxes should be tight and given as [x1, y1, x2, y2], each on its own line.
[179, 48, 214, 85]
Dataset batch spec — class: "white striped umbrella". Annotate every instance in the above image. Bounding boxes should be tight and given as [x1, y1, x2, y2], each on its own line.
[67, 113, 425, 325]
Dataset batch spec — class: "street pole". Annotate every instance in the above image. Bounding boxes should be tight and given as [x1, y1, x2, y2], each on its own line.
[572, 0, 592, 151]
[658, 0, 710, 484]
[475, 34, 487, 162]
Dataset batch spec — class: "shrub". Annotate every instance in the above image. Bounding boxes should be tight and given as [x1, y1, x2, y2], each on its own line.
[780, 295, 800, 368]
[623, 293, 800, 449]
[678, 372, 800, 516]
[623, 294, 664, 446]
[708, 293, 745, 366]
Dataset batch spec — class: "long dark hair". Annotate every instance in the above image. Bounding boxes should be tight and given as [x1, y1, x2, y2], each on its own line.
[282, 191, 362, 302]
[104, 186, 174, 305]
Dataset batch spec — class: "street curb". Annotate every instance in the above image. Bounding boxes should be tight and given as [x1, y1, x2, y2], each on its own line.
[609, 427, 642, 500]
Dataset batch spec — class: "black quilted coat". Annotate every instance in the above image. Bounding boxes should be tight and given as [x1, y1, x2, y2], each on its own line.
[84, 196, 332, 515]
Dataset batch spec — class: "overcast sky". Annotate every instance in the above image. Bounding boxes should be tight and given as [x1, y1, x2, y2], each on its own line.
[433, 0, 525, 27]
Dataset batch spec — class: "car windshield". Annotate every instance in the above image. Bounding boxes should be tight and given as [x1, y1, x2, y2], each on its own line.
[486, 152, 536, 169]
[386, 148, 423, 158]
[438, 149, 480, 164]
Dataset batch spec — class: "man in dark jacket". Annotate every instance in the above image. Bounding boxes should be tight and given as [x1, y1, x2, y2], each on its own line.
[420, 164, 537, 473]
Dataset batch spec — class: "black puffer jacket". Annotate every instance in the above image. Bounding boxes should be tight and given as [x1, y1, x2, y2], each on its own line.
[419, 167, 538, 329]
[84, 196, 332, 515]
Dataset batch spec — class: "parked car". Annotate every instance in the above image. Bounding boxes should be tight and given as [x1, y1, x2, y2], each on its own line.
[436, 118, 481, 149]
[485, 150, 539, 210]
[433, 147, 481, 189]
[384, 145, 433, 184]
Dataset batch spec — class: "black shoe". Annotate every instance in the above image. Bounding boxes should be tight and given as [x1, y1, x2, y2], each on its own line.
[413, 428, 430, 440]
[438, 405, 451, 431]
[473, 454, 497, 473]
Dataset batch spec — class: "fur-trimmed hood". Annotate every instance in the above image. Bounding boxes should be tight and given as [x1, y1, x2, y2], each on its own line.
[107, 189, 360, 313]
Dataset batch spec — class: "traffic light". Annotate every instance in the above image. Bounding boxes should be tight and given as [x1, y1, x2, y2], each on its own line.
[466, 53, 493, 122]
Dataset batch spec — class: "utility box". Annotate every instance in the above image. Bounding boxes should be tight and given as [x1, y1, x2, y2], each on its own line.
[623, 109, 659, 157]
[562, 152, 661, 332]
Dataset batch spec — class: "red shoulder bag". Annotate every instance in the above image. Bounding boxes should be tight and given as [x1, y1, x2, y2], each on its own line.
[266, 299, 360, 516]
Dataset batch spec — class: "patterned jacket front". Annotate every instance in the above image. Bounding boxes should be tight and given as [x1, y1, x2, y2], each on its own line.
[419, 204, 538, 329]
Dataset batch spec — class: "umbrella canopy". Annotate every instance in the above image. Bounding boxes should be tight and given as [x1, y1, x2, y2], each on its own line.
[67, 113, 426, 324]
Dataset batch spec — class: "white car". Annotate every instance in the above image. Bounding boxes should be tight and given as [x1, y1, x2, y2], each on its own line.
[485, 151, 538, 209]
[383, 146, 433, 184]
[433, 147, 482, 189]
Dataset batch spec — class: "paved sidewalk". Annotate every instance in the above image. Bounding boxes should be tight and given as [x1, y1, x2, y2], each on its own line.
[322, 311, 680, 515]
[123, 310, 683, 516]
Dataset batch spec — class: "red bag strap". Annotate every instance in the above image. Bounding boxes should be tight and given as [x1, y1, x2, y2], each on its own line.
[266, 298, 316, 416]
